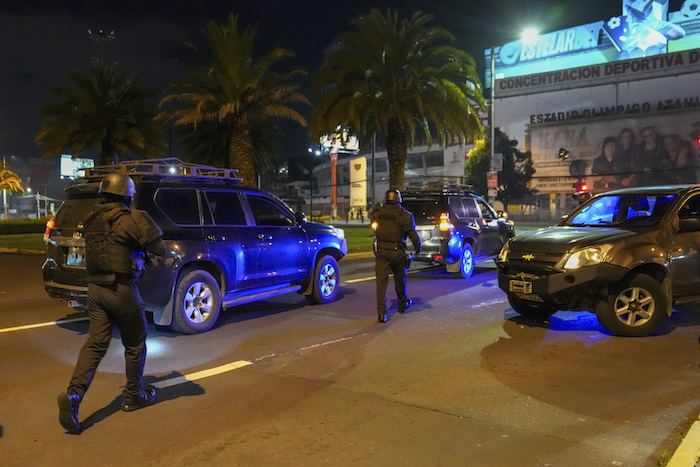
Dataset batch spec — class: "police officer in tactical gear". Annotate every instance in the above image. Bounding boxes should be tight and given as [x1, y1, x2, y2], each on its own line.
[58, 173, 165, 434]
[372, 189, 421, 323]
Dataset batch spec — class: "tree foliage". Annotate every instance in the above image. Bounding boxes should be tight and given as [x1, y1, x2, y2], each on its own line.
[36, 58, 166, 166]
[0, 163, 24, 195]
[311, 8, 485, 190]
[161, 14, 309, 187]
[465, 128, 536, 209]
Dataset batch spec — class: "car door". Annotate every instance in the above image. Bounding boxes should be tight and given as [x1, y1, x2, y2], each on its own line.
[243, 192, 309, 285]
[201, 189, 260, 291]
[669, 194, 700, 296]
[474, 198, 501, 254]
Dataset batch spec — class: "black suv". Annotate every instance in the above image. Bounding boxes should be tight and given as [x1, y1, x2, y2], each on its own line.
[43, 159, 348, 334]
[497, 185, 700, 336]
[401, 187, 514, 278]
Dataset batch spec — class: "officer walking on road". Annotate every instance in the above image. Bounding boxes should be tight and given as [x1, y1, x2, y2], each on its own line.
[58, 173, 165, 434]
[371, 189, 421, 323]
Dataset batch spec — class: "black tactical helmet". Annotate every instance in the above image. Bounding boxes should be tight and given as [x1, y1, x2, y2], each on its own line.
[385, 189, 402, 204]
[99, 173, 136, 198]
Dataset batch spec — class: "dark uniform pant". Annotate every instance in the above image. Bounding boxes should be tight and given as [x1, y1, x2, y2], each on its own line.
[68, 278, 147, 399]
[375, 248, 409, 316]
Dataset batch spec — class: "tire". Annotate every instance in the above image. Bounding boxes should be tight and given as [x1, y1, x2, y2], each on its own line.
[307, 255, 340, 304]
[171, 269, 222, 334]
[507, 293, 558, 318]
[456, 243, 475, 279]
[595, 273, 667, 337]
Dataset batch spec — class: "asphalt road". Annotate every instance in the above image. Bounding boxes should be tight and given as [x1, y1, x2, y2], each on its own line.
[1, 253, 699, 466]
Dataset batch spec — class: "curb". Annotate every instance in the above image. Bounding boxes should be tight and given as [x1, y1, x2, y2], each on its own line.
[0, 247, 45, 255]
[668, 415, 700, 467]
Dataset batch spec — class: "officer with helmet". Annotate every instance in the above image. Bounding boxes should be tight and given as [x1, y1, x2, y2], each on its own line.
[58, 172, 165, 434]
[371, 189, 421, 323]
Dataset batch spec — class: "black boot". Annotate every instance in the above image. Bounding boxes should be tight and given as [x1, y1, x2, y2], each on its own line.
[57, 391, 81, 434]
[121, 387, 156, 412]
[398, 297, 413, 313]
[378, 313, 389, 323]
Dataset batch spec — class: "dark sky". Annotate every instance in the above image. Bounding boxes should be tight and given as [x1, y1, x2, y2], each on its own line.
[0, 0, 680, 163]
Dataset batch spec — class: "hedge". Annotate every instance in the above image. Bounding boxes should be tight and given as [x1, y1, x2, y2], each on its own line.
[0, 216, 52, 235]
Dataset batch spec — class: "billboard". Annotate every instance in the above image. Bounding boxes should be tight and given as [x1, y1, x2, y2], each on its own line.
[487, 0, 700, 91]
[528, 107, 700, 194]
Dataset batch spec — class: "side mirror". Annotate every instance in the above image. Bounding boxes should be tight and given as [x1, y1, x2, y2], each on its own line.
[295, 212, 307, 225]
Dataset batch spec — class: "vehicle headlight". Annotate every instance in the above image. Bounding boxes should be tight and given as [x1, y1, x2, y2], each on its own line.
[556, 244, 613, 270]
[497, 242, 510, 263]
[332, 227, 345, 239]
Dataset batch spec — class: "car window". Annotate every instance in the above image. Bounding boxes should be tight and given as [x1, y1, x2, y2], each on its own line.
[55, 194, 101, 229]
[463, 198, 480, 217]
[476, 199, 496, 219]
[155, 188, 200, 225]
[448, 197, 467, 219]
[246, 194, 295, 226]
[204, 191, 246, 225]
[567, 194, 676, 227]
[679, 195, 700, 219]
[403, 199, 442, 223]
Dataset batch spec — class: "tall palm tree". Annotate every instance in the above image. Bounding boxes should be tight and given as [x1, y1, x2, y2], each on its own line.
[36, 57, 166, 166]
[161, 14, 309, 187]
[311, 9, 486, 189]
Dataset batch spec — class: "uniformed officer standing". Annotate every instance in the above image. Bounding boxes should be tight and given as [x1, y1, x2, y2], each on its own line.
[58, 173, 165, 434]
[372, 189, 421, 323]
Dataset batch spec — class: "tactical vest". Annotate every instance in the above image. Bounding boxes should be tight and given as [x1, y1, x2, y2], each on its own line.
[374, 205, 404, 244]
[82, 205, 131, 281]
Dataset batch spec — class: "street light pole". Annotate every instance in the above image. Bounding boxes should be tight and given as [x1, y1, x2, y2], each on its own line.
[2, 155, 7, 220]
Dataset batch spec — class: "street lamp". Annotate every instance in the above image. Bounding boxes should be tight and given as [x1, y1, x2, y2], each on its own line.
[307, 147, 322, 221]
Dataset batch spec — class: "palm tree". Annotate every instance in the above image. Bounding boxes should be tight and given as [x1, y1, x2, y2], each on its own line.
[0, 163, 24, 195]
[161, 14, 309, 187]
[36, 57, 166, 166]
[311, 9, 486, 189]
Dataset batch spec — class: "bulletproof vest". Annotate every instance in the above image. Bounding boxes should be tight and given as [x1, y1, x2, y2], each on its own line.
[82, 205, 131, 278]
[374, 205, 404, 243]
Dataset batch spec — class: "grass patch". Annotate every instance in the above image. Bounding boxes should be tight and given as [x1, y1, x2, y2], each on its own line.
[342, 225, 374, 253]
[0, 233, 46, 251]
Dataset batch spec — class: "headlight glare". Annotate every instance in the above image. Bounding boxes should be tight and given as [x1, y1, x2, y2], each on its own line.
[557, 244, 613, 269]
[497, 242, 510, 263]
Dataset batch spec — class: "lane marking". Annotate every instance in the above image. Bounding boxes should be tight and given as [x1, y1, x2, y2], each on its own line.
[152, 360, 253, 388]
[0, 316, 88, 334]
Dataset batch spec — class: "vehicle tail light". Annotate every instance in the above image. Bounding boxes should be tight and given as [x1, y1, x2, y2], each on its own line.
[438, 212, 453, 231]
[44, 215, 56, 243]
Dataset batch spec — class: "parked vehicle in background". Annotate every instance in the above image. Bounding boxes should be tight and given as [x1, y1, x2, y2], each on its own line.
[401, 186, 515, 279]
[42, 159, 347, 334]
[497, 185, 700, 336]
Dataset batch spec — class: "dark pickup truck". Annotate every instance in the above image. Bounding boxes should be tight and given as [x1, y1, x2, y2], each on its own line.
[496, 185, 700, 336]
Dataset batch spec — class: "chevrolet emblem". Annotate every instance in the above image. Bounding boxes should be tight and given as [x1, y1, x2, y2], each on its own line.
[521, 254, 535, 261]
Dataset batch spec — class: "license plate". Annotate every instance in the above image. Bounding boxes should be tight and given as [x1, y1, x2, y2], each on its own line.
[66, 247, 86, 267]
[509, 279, 532, 294]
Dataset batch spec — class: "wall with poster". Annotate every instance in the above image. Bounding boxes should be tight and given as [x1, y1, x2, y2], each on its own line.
[528, 107, 700, 194]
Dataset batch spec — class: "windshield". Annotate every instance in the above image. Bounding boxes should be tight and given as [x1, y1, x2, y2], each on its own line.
[565, 193, 677, 227]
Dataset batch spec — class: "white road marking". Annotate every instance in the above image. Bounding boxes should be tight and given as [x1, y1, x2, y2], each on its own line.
[152, 360, 253, 388]
[0, 316, 88, 334]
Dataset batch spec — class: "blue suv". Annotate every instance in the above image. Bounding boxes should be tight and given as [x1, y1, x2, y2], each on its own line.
[43, 159, 347, 334]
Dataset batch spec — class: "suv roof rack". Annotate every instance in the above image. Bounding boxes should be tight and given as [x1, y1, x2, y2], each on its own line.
[83, 158, 242, 181]
[404, 181, 474, 196]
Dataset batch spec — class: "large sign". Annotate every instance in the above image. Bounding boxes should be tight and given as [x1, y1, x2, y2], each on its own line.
[527, 107, 700, 194]
[487, 0, 700, 90]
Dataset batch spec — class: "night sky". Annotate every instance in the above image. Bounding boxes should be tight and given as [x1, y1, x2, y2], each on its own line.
[0, 0, 683, 165]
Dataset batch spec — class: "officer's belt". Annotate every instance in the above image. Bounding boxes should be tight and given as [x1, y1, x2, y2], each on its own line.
[376, 240, 405, 251]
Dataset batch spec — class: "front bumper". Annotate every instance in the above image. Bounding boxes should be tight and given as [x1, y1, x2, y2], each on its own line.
[497, 261, 629, 307]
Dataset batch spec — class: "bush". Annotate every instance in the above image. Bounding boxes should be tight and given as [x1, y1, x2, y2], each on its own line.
[0, 216, 52, 234]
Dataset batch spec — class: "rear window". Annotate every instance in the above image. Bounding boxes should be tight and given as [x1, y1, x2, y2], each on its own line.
[403, 198, 443, 223]
[55, 194, 101, 230]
